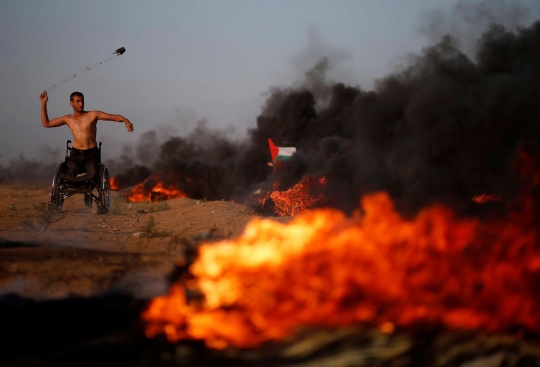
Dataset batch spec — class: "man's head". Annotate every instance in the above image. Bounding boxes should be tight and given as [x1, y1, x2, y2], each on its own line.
[70, 91, 84, 112]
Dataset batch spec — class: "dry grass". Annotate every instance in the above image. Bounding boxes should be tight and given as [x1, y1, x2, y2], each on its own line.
[31, 202, 65, 230]
[139, 216, 170, 238]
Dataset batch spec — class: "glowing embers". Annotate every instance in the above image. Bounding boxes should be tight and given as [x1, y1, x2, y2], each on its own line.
[472, 193, 502, 204]
[124, 175, 187, 202]
[259, 176, 327, 216]
[142, 192, 540, 349]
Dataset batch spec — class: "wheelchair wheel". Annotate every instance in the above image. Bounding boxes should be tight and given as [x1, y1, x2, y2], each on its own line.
[97, 166, 111, 214]
[48, 165, 64, 212]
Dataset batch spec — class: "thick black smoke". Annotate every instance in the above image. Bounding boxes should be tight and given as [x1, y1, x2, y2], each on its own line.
[419, 0, 536, 57]
[126, 19, 540, 216]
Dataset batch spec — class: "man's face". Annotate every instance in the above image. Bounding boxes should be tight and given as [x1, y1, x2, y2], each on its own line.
[70, 96, 84, 112]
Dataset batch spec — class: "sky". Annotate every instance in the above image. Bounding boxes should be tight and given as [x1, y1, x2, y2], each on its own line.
[1, 0, 539, 164]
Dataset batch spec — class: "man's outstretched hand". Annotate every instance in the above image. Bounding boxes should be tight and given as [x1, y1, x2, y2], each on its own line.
[40, 91, 48, 104]
[125, 120, 134, 133]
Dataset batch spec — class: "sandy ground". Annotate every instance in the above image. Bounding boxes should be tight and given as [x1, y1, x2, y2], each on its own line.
[0, 184, 287, 300]
[3, 185, 540, 367]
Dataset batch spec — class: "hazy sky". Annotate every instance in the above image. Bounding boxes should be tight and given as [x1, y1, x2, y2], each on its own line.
[1, 0, 538, 164]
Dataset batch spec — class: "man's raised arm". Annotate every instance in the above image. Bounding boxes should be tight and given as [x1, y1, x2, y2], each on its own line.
[40, 91, 66, 128]
[94, 111, 134, 132]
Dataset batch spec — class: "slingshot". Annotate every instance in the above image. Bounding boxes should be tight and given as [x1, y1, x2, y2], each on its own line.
[45, 47, 126, 93]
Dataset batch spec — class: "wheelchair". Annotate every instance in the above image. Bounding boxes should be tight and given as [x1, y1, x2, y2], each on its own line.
[48, 140, 111, 214]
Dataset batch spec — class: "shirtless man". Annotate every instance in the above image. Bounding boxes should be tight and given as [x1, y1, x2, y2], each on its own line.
[39, 91, 133, 177]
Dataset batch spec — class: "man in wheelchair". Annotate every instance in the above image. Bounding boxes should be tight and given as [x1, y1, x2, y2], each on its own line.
[40, 91, 134, 213]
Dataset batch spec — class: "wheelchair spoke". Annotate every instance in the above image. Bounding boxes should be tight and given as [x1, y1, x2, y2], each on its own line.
[97, 166, 111, 214]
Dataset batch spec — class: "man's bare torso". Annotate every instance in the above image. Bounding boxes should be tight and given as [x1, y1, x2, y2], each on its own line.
[40, 91, 134, 148]
[63, 111, 99, 150]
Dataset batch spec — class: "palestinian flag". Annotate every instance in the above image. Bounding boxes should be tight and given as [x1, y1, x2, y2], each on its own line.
[268, 138, 296, 164]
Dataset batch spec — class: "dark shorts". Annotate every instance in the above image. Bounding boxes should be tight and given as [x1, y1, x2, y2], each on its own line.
[66, 147, 100, 177]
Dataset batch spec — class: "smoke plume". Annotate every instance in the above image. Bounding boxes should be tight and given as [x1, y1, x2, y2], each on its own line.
[117, 17, 540, 217]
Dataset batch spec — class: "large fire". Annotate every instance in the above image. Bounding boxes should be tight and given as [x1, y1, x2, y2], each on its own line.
[142, 191, 540, 349]
[257, 176, 327, 216]
[121, 176, 187, 202]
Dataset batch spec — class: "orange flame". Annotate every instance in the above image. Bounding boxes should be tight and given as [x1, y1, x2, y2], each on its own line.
[255, 176, 327, 216]
[142, 192, 540, 349]
[125, 176, 187, 202]
[270, 176, 327, 216]
[110, 177, 120, 191]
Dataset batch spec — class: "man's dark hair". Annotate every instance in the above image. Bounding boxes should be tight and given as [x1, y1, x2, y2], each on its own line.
[70, 91, 84, 102]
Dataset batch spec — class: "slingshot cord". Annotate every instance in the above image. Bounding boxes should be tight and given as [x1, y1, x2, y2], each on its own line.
[45, 50, 123, 93]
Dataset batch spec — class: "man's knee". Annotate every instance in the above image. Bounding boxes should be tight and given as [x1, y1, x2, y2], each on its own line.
[66, 157, 80, 174]
[85, 159, 100, 177]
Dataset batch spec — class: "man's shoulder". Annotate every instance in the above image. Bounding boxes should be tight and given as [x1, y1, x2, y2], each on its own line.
[81, 110, 101, 119]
